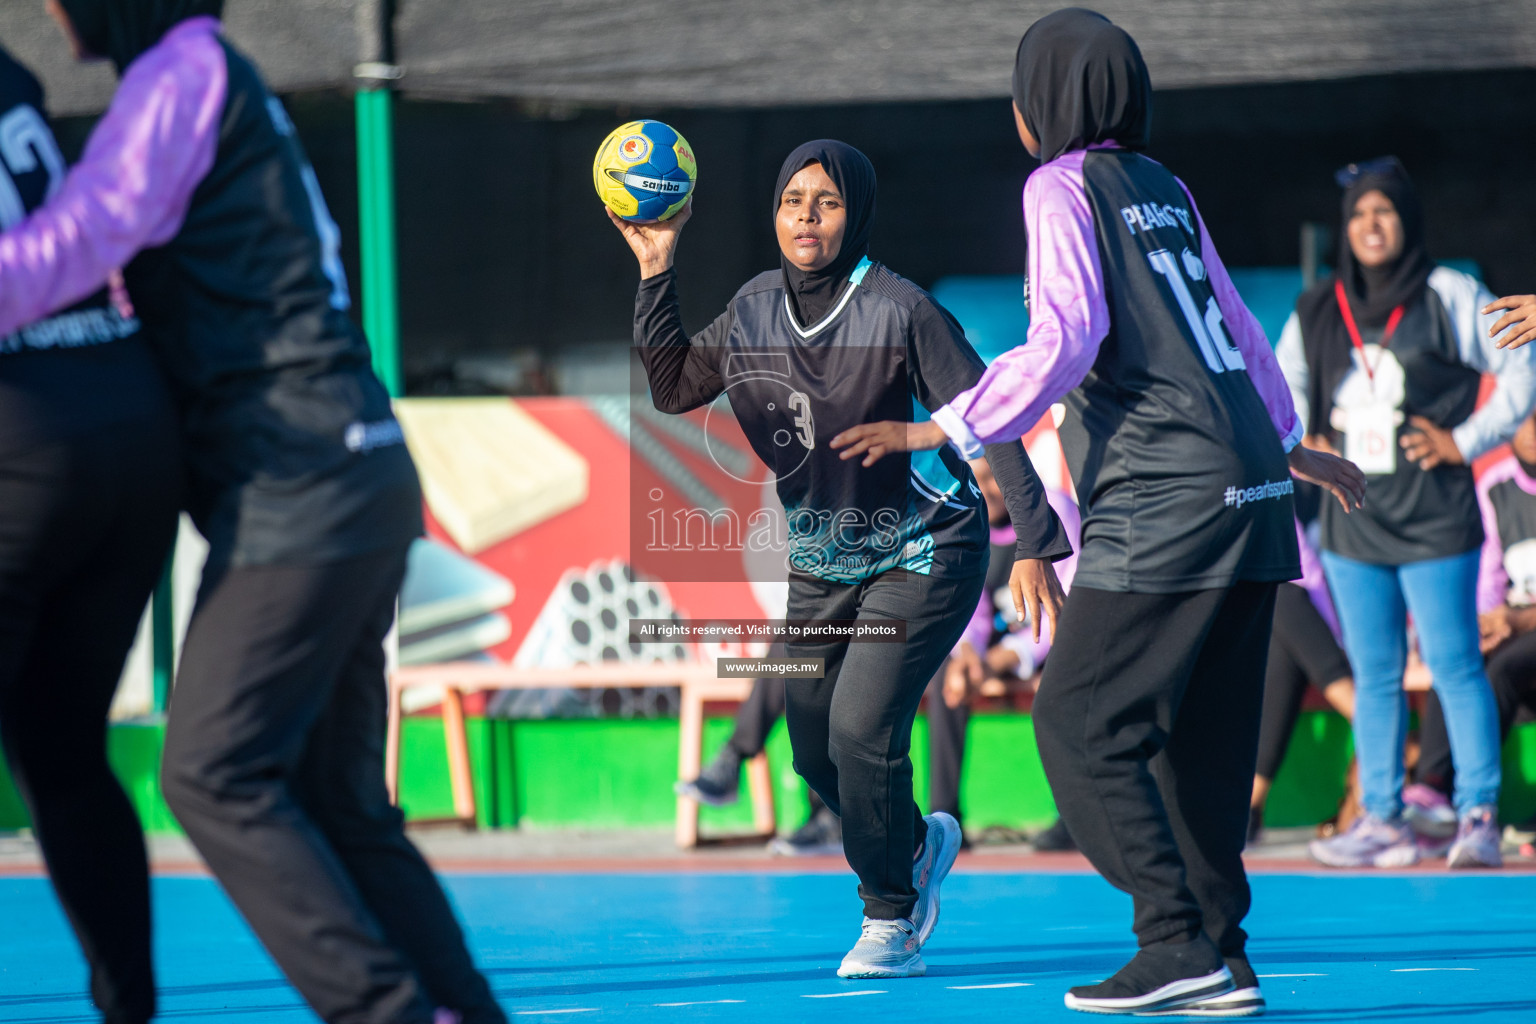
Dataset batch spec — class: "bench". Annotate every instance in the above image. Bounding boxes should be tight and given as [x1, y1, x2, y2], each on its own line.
[384, 660, 777, 848]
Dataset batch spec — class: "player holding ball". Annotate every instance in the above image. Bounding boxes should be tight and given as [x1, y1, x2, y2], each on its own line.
[609, 136, 1072, 979]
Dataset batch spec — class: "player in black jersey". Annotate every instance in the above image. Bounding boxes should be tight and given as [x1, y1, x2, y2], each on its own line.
[1, 4, 506, 1023]
[836, 10, 1365, 1016]
[0, 45, 180, 1024]
[614, 140, 1072, 978]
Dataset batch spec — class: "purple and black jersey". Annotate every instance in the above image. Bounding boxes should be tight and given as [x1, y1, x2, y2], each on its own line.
[635, 260, 1071, 584]
[0, 48, 154, 459]
[935, 147, 1302, 593]
[0, 19, 419, 566]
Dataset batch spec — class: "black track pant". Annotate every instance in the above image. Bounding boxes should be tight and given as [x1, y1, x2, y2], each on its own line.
[0, 419, 180, 1024]
[725, 645, 787, 759]
[160, 546, 506, 1024]
[924, 666, 968, 828]
[1256, 583, 1352, 780]
[1034, 583, 1276, 953]
[784, 568, 981, 920]
[1418, 629, 1536, 796]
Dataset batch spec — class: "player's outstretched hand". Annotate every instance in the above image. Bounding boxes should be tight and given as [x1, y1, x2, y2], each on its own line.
[608, 198, 693, 279]
[830, 420, 946, 466]
[1011, 558, 1065, 643]
[1288, 444, 1366, 513]
[1483, 294, 1536, 350]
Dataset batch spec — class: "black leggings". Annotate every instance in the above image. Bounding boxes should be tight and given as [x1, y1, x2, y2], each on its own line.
[160, 547, 505, 1024]
[784, 568, 981, 920]
[1418, 628, 1536, 796]
[1034, 583, 1276, 954]
[1255, 583, 1352, 781]
[0, 417, 181, 1024]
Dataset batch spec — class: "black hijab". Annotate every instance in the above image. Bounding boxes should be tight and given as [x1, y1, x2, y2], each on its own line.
[773, 140, 877, 328]
[1295, 157, 1438, 435]
[1011, 8, 1151, 165]
[1335, 159, 1435, 327]
[59, 0, 224, 73]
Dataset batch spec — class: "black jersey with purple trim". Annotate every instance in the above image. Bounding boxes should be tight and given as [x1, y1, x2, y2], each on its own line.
[635, 259, 1070, 584]
[123, 41, 421, 566]
[1068, 150, 1300, 590]
[0, 48, 154, 458]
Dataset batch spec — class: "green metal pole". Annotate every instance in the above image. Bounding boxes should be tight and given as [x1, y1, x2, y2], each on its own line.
[357, 84, 402, 397]
[150, 553, 174, 713]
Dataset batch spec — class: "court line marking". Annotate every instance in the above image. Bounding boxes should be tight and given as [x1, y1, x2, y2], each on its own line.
[512, 1011, 598, 1016]
[802, 990, 887, 998]
[655, 1001, 747, 1007]
[1258, 973, 1328, 978]
[1391, 968, 1477, 972]
[947, 983, 1035, 989]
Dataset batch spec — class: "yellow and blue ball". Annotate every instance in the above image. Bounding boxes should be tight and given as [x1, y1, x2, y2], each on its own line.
[593, 120, 696, 222]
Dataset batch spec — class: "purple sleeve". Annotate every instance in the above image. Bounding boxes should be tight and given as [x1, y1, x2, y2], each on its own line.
[0, 20, 226, 336]
[932, 152, 1110, 454]
[1295, 518, 1341, 640]
[1179, 180, 1304, 452]
[953, 594, 993, 656]
[1477, 466, 1512, 613]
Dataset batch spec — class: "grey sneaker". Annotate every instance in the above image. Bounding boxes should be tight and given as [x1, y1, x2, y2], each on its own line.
[674, 747, 742, 807]
[768, 806, 842, 856]
[1309, 814, 1419, 868]
[837, 917, 925, 979]
[910, 811, 962, 948]
[1447, 805, 1502, 869]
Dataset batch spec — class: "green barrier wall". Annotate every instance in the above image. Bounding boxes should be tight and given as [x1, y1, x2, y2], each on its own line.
[2, 714, 1534, 836]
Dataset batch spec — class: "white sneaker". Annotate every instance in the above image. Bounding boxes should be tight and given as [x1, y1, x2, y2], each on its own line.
[837, 917, 925, 978]
[910, 811, 962, 947]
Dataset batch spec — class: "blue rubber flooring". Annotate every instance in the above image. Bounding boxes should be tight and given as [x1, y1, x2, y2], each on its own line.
[0, 870, 1532, 1022]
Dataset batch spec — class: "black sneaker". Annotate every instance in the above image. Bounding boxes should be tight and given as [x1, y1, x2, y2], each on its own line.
[769, 806, 842, 856]
[1064, 933, 1232, 1015]
[1032, 817, 1077, 852]
[673, 747, 742, 807]
[1172, 955, 1266, 1017]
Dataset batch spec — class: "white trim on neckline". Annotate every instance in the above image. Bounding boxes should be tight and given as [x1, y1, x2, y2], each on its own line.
[782, 257, 874, 339]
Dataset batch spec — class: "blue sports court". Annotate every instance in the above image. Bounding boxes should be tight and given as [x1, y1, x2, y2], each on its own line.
[2, 867, 1532, 1022]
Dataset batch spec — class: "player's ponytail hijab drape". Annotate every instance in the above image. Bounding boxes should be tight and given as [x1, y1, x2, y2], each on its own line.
[1012, 7, 1151, 165]
[59, 0, 224, 72]
[773, 140, 877, 327]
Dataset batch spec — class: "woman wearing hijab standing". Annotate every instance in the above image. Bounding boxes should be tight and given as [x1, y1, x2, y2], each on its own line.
[613, 140, 1072, 978]
[0, 4, 506, 1022]
[1275, 157, 1536, 870]
[0, 43, 179, 1024]
[835, 9, 1365, 1015]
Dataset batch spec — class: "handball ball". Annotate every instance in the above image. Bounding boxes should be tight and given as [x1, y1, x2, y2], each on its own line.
[593, 119, 696, 222]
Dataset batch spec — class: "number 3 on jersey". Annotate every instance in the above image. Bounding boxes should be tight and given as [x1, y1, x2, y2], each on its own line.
[1148, 248, 1245, 374]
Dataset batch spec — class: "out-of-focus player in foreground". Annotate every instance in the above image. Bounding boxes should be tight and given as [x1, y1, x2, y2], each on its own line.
[834, 8, 1366, 1016]
[0, 3, 506, 1022]
[0, 42, 180, 1024]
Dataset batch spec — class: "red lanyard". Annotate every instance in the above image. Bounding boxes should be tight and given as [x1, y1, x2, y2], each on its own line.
[1334, 279, 1404, 384]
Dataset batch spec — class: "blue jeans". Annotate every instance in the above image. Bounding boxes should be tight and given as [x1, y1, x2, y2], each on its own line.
[1321, 549, 1502, 819]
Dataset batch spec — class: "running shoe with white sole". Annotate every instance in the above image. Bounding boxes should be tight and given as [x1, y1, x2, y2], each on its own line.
[1164, 956, 1266, 1017]
[673, 748, 743, 807]
[1308, 814, 1419, 868]
[1447, 805, 1502, 869]
[1403, 783, 1457, 840]
[910, 811, 962, 947]
[837, 917, 925, 979]
[1064, 935, 1232, 1015]
[768, 806, 842, 856]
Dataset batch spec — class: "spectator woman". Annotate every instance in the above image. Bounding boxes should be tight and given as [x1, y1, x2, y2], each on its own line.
[1276, 157, 1536, 869]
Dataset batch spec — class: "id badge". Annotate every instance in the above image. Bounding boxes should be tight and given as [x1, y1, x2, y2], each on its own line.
[1344, 400, 1397, 475]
